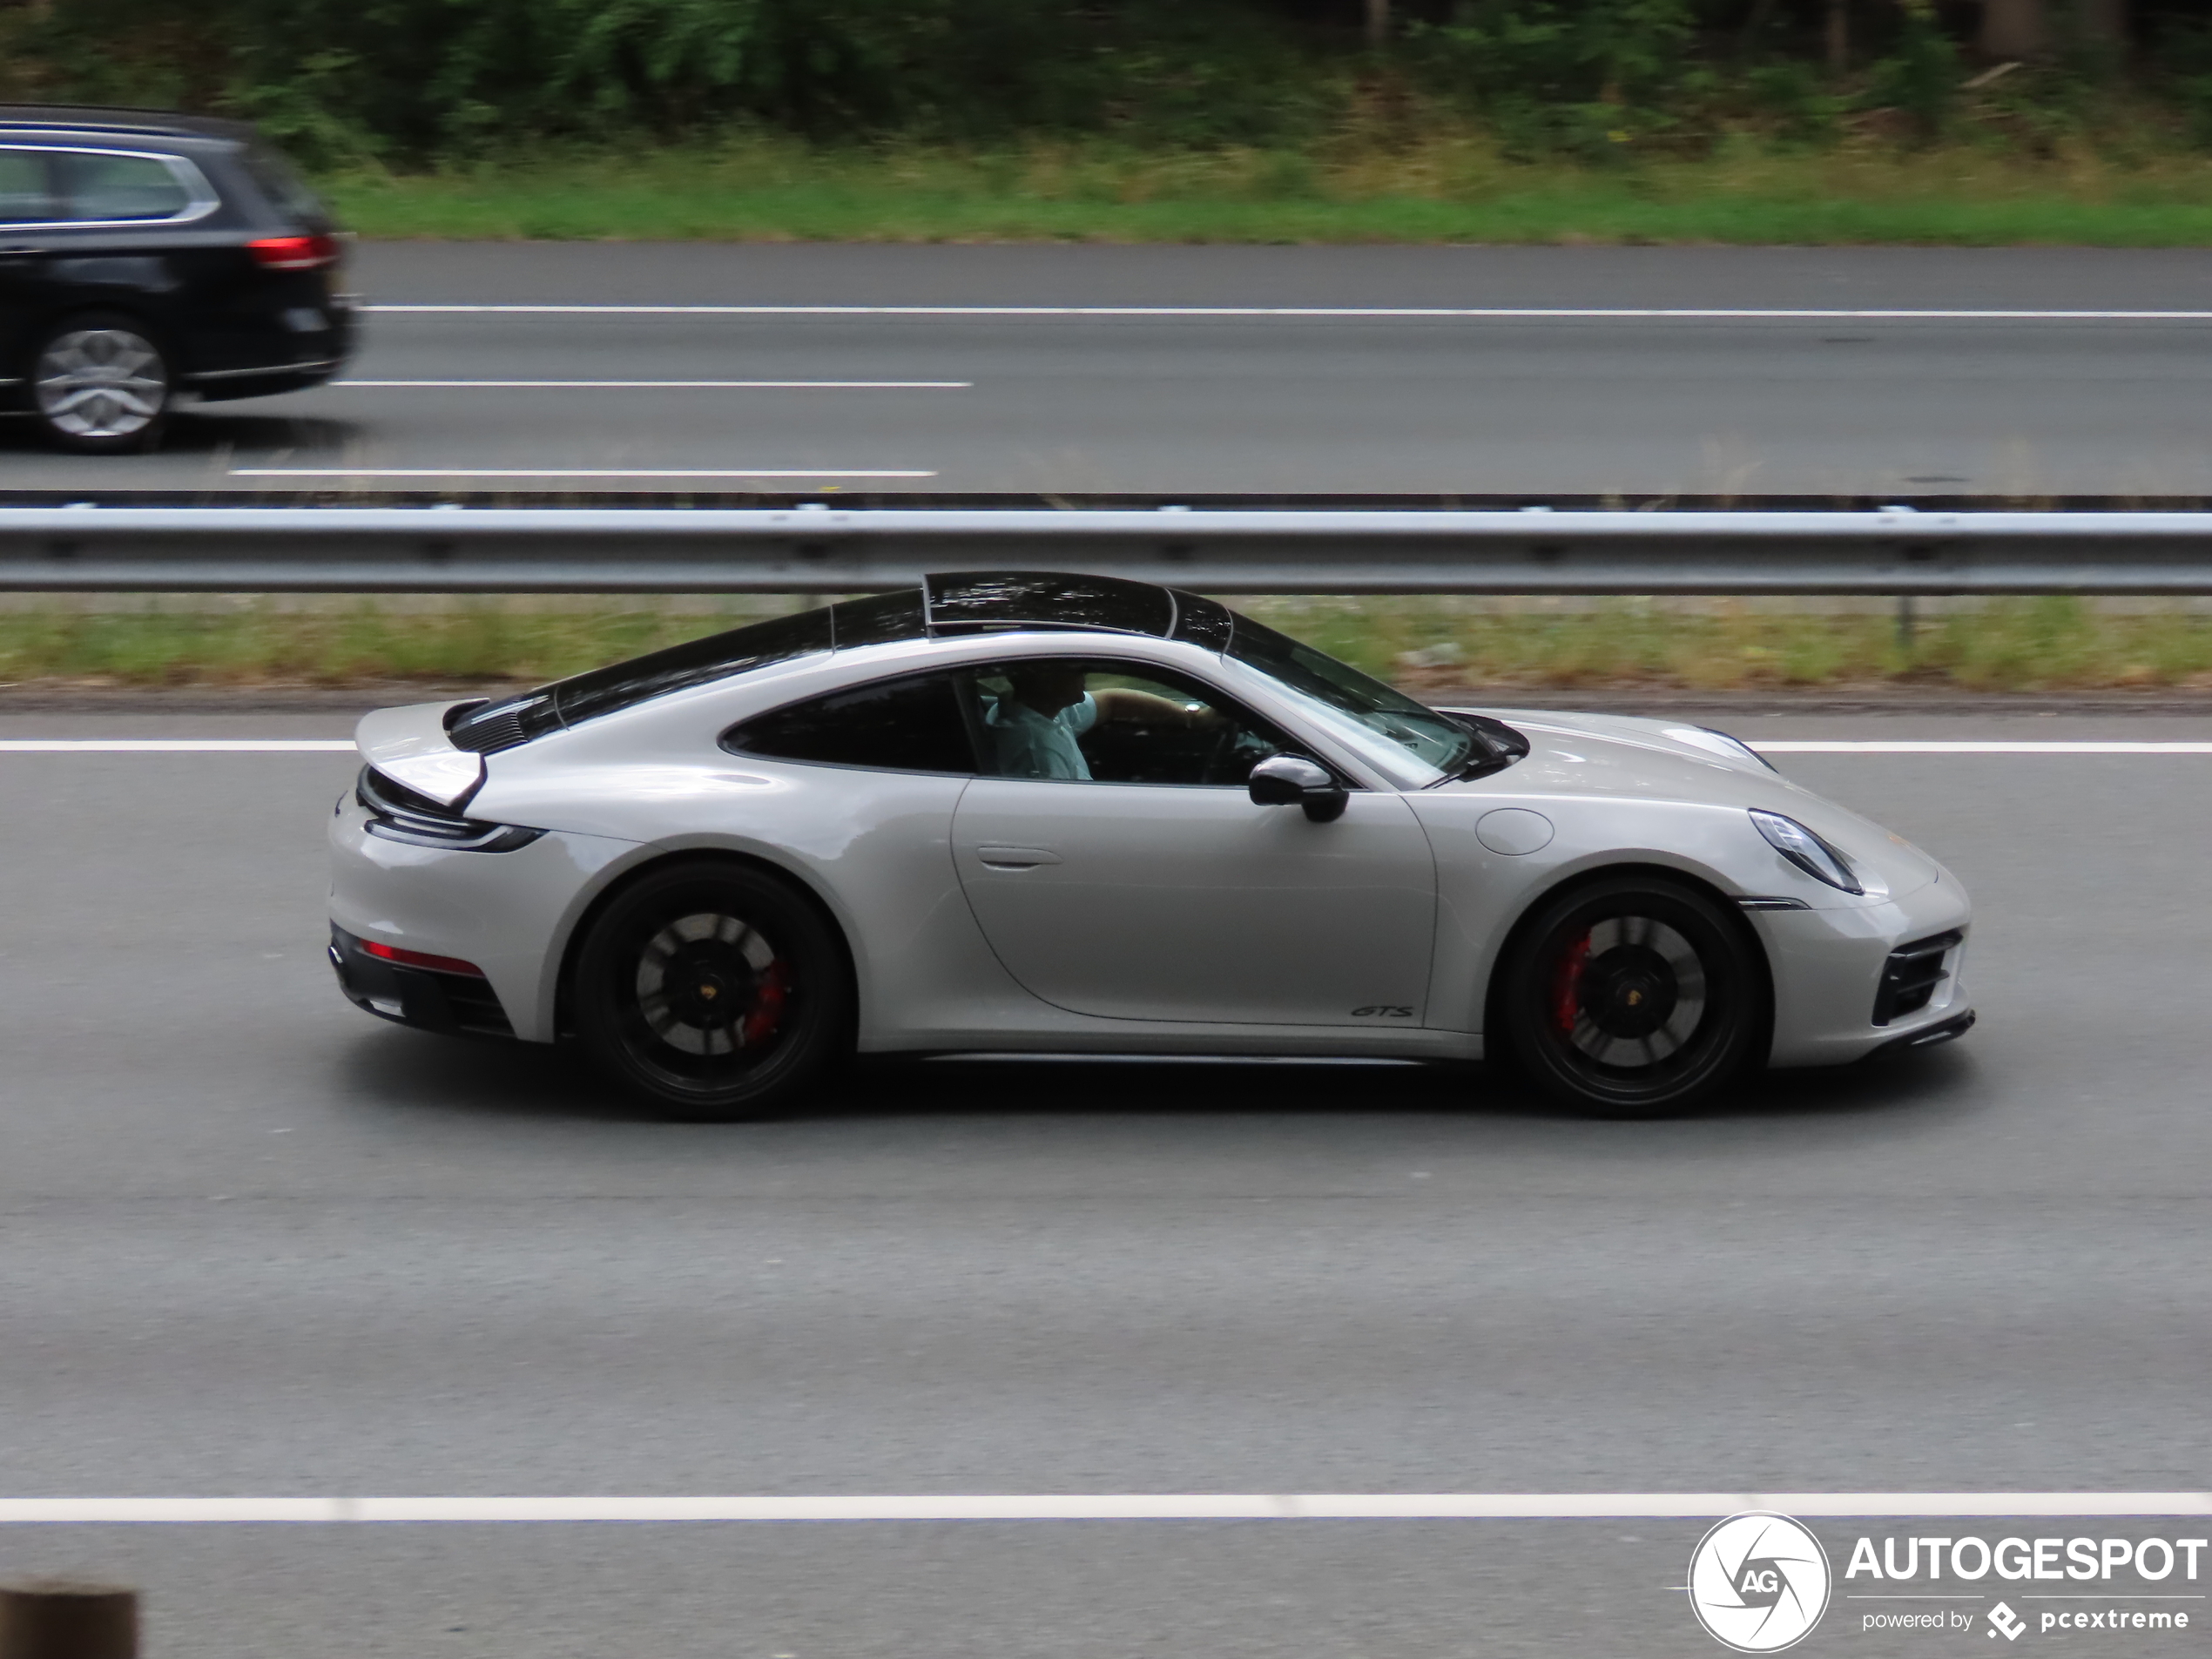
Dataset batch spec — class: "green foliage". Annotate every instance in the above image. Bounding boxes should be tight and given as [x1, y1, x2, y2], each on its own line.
[2148, 14, 2212, 149]
[1742, 60, 1841, 146]
[2, 0, 2206, 174]
[1406, 0, 1695, 157]
[10, 597, 2212, 695]
[1864, 1, 1958, 140]
[0, 0, 1340, 161]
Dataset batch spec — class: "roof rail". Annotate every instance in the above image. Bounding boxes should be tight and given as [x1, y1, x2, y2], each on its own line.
[0, 105, 250, 140]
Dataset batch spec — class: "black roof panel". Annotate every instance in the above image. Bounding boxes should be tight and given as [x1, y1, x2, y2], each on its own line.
[923, 570, 1176, 638]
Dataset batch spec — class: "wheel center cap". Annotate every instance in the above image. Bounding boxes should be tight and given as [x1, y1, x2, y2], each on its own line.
[1585, 948, 1680, 1039]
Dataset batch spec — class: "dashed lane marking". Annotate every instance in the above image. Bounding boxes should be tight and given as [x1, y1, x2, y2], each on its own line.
[226, 467, 938, 479]
[334, 380, 970, 388]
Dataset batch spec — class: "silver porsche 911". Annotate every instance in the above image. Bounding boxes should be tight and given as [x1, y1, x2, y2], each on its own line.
[328, 571, 1972, 1118]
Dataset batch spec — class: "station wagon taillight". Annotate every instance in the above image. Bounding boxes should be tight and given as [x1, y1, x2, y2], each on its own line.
[246, 233, 341, 271]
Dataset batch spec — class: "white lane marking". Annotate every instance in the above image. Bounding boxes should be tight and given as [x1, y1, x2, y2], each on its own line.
[1755, 740, 2212, 754]
[367, 304, 2212, 322]
[226, 468, 937, 479]
[0, 1494, 2206, 1524]
[334, 380, 970, 389]
[0, 740, 354, 752]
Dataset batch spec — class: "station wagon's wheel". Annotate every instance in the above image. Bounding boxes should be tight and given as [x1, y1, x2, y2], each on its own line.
[30, 313, 172, 454]
[573, 860, 850, 1121]
[1501, 874, 1766, 1116]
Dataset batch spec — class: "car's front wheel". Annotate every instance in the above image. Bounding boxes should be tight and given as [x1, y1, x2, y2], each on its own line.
[1500, 874, 1766, 1116]
[572, 860, 850, 1121]
[30, 313, 172, 454]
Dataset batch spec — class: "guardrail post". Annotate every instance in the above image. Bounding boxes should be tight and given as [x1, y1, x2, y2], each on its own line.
[0, 1581, 138, 1659]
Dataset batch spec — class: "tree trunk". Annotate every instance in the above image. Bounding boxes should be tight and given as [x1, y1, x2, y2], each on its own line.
[1366, 0, 1391, 50]
[1825, 0, 1850, 74]
[1979, 0, 2046, 57]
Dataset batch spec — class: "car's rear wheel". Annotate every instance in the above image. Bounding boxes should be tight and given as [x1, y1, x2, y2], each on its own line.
[1501, 874, 1765, 1116]
[30, 313, 172, 453]
[573, 860, 849, 1121]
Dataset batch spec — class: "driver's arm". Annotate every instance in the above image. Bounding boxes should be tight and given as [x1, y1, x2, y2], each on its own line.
[1092, 688, 1221, 728]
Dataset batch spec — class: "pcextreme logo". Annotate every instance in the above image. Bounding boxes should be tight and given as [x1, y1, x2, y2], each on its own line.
[1689, 1512, 1834, 1653]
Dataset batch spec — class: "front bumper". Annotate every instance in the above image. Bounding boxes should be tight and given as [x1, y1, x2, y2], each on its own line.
[1754, 878, 1976, 1068]
[328, 924, 515, 1039]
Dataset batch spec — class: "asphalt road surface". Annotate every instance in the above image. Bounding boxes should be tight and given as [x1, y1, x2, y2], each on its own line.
[14, 246, 2212, 495]
[0, 710, 2206, 1657]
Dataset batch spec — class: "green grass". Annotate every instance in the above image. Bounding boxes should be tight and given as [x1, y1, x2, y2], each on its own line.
[10, 597, 2212, 695]
[322, 134, 2212, 245]
[1239, 597, 2212, 692]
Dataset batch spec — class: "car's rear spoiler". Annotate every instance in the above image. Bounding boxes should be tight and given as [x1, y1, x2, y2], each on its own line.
[354, 700, 487, 809]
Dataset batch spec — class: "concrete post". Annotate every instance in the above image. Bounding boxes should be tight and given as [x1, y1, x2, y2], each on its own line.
[0, 1582, 138, 1659]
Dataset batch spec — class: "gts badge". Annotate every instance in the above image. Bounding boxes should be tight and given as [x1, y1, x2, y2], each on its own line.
[1351, 1005, 1414, 1018]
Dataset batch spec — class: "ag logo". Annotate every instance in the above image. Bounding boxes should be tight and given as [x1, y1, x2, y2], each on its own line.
[1688, 1511, 1832, 1653]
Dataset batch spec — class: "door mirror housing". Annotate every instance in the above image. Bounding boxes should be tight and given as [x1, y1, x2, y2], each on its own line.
[1247, 754, 1348, 822]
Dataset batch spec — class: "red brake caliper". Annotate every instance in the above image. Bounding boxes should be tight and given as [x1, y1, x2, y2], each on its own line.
[1551, 934, 1591, 1035]
[742, 961, 790, 1047]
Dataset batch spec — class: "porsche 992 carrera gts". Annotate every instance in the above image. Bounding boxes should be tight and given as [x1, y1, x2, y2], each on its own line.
[329, 571, 1973, 1117]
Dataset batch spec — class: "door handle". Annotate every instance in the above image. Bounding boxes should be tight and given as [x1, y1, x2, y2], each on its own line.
[975, 845, 1062, 870]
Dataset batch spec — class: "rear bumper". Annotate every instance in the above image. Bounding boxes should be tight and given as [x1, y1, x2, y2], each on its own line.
[328, 923, 516, 1040]
[184, 355, 345, 401]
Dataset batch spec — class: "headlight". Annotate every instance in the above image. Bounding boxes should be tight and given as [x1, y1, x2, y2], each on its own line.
[1750, 808, 1862, 894]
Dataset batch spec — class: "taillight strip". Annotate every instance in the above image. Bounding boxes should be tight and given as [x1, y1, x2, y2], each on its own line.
[247, 233, 341, 272]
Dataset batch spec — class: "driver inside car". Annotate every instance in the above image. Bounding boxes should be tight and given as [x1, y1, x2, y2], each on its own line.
[983, 661, 1221, 780]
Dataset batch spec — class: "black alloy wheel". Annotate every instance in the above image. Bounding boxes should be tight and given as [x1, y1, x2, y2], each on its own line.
[573, 860, 849, 1120]
[1501, 874, 1766, 1116]
[30, 312, 172, 454]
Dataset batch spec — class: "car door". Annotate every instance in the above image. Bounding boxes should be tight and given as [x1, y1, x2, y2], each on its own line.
[0, 146, 60, 378]
[950, 657, 1438, 1026]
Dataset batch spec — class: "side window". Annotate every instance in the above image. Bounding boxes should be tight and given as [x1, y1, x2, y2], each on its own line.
[57, 152, 194, 222]
[967, 658, 1304, 786]
[0, 148, 54, 225]
[721, 671, 977, 775]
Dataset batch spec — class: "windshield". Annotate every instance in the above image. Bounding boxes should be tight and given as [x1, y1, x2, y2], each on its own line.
[1226, 614, 1475, 784]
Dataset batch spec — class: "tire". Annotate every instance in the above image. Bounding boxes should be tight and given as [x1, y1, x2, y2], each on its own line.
[572, 860, 850, 1121]
[30, 312, 172, 454]
[1499, 874, 1767, 1116]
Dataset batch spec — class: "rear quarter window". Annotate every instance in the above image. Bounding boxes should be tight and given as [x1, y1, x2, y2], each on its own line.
[57, 151, 198, 221]
[723, 673, 977, 775]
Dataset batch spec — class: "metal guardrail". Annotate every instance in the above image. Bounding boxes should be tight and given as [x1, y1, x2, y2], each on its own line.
[10, 505, 2212, 593]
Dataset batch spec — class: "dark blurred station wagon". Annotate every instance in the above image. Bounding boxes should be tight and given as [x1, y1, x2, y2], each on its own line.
[0, 106, 355, 452]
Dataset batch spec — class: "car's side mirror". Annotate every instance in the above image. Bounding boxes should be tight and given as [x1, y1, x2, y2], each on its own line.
[1247, 754, 1348, 823]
